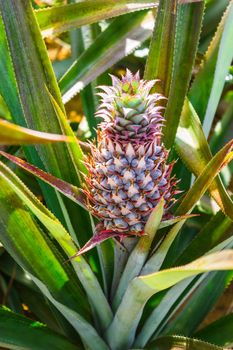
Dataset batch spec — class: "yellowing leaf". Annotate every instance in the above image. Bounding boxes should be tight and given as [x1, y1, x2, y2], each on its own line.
[175, 99, 233, 220]
[106, 250, 233, 350]
[0, 119, 71, 145]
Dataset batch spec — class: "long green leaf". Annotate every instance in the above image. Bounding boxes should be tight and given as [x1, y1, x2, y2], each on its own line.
[0, 307, 81, 350]
[0, 0, 92, 243]
[146, 335, 224, 350]
[0, 119, 71, 145]
[32, 276, 109, 350]
[163, 271, 231, 336]
[162, 1, 204, 148]
[0, 5, 67, 228]
[176, 210, 233, 265]
[175, 98, 233, 220]
[142, 220, 185, 275]
[175, 140, 233, 216]
[36, 0, 157, 37]
[0, 16, 24, 121]
[0, 161, 113, 332]
[72, 27, 98, 138]
[189, 0, 233, 135]
[0, 164, 89, 318]
[0, 151, 88, 211]
[195, 313, 233, 347]
[135, 236, 233, 348]
[0, 0, 66, 173]
[200, 0, 229, 50]
[144, 0, 177, 96]
[59, 11, 154, 102]
[106, 250, 233, 350]
[134, 277, 200, 348]
[0, 164, 109, 350]
[49, 93, 87, 176]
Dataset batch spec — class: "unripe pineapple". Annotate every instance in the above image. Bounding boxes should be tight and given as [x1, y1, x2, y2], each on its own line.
[84, 70, 177, 244]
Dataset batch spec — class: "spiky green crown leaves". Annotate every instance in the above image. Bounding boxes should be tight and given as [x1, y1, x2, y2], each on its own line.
[96, 69, 165, 143]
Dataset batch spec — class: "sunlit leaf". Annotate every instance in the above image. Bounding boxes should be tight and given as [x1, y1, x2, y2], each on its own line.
[134, 267, 231, 348]
[189, 0, 233, 135]
[144, 0, 177, 96]
[163, 271, 231, 337]
[162, 1, 204, 148]
[175, 99, 233, 220]
[36, 0, 158, 37]
[134, 278, 202, 348]
[59, 11, 154, 103]
[0, 0, 92, 243]
[175, 140, 233, 216]
[48, 92, 87, 176]
[106, 250, 233, 350]
[0, 119, 71, 145]
[135, 233, 233, 348]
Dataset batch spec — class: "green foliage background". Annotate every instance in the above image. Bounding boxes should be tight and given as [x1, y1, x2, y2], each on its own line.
[0, 0, 233, 349]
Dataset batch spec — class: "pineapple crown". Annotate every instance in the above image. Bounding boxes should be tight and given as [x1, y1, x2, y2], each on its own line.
[96, 69, 165, 144]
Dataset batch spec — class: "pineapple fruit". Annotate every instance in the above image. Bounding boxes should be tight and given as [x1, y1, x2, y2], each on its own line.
[83, 70, 177, 247]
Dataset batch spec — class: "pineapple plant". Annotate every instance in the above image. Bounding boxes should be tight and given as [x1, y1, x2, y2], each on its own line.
[0, 0, 233, 350]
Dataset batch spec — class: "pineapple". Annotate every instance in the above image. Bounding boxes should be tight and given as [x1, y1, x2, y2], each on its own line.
[84, 70, 177, 244]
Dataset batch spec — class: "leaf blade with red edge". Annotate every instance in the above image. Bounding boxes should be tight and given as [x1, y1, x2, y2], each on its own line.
[0, 161, 113, 333]
[0, 151, 88, 212]
[68, 231, 124, 259]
